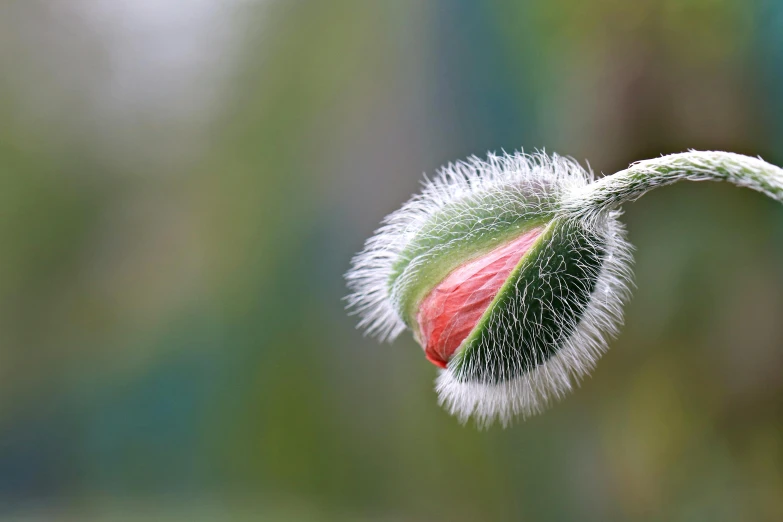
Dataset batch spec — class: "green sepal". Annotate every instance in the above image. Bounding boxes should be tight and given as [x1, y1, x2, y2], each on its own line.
[450, 219, 607, 384]
[390, 185, 558, 327]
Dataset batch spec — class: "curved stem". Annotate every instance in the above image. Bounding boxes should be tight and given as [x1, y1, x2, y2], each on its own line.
[564, 151, 783, 219]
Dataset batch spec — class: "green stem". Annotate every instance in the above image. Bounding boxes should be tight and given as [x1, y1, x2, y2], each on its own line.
[564, 151, 783, 218]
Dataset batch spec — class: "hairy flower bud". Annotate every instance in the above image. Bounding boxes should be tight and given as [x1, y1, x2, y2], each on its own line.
[346, 150, 783, 426]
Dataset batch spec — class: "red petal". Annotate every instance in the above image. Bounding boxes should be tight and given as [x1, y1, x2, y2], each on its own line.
[416, 227, 544, 368]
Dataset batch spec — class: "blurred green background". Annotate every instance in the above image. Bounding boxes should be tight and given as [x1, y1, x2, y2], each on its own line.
[0, 0, 782, 520]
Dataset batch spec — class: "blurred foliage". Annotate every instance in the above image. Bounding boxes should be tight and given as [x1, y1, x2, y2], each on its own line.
[0, 0, 781, 520]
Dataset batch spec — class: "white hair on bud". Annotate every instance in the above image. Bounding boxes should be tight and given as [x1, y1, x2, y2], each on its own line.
[348, 148, 783, 427]
[345, 151, 594, 341]
[435, 213, 634, 427]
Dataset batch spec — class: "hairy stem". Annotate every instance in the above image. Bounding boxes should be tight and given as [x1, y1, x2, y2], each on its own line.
[564, 151, 783, 219]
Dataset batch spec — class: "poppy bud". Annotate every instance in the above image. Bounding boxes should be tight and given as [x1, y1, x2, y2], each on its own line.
[346, 150, 783, 426]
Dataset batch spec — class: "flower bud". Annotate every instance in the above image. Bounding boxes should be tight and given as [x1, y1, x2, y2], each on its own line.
[346, 152, 632, 425]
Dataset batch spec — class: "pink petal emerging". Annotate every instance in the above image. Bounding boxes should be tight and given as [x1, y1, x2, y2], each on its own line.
[416, 227, 544, 368]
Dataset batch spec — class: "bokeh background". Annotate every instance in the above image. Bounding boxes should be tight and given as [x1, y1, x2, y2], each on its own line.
[0, 0, 782, 520]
